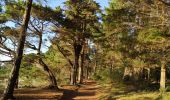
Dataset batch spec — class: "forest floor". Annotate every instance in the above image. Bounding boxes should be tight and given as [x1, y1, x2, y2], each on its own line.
[60, 80, 102, 100]
[1, 80, 170, 100]
[0, 80, 102, 100]
[0, 88, 63, 100]
[99, 82, 170, 100]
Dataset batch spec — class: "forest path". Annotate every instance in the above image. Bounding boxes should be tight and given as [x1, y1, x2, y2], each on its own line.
[0, 88, 63, 100]
[0, 80, 101, 100]
[13, 88, 63, 100]
[60, 80, 102, 100]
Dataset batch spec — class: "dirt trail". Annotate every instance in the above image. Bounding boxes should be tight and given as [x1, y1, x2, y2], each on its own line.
[0, 80, 101, 100]
[60, 80, 101, 100]
[0, 88, 63, 100]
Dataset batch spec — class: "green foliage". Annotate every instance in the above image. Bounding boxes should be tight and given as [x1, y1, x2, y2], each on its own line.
[138, 28, 165, 43]
[44, 46, 71, 85]
[0, 64, 12, 78]
[31, 3, 63, 22]
[93, 67, 124, 84]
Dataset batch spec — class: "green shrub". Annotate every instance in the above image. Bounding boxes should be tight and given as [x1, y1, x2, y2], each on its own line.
[92, 67, 124, 84]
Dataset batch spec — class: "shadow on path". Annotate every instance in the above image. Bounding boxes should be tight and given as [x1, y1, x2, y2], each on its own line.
[60, 80, 99, 100]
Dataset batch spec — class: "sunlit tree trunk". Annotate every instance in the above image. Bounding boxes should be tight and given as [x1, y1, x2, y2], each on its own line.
[78, 48, 85, 84]
[160, 60, 166, 89]
[2, 0, 32, 99]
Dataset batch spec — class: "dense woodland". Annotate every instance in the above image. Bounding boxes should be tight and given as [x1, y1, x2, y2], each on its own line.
[1, 0, 170, 100]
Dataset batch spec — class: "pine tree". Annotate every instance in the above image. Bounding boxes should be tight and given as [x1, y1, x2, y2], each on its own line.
[52, 0, 101, 85]
[2, 0, 33, 99]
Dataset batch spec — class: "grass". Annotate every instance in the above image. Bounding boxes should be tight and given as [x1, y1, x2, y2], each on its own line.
[99, 81, 170, 100]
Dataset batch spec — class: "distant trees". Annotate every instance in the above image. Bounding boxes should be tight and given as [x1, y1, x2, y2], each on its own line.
[102, 0, 170, 90]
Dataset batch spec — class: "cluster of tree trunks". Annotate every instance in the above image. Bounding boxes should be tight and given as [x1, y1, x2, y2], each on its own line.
[59, 39, 91, 85]
[123, 61, 166, 90]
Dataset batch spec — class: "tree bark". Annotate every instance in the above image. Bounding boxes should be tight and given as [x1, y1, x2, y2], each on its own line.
[78, 52, 84, 84]
[160, 60, 166, 90]
[2, 0, 32, 99]
[71, 43, 82, 85]
[14, 78, 19, 89]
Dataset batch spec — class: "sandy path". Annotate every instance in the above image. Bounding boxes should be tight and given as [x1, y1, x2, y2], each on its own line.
[0, 88, 63, 100]
[60, 80, 101, 100]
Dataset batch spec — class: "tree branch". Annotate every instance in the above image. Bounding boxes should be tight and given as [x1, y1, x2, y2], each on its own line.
[56, 43, 74, 68]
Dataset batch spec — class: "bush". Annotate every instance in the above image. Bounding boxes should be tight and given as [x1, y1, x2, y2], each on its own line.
[92, 67, 124, 84]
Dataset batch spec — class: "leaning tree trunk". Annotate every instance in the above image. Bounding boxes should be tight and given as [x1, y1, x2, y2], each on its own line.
[160, 60, 166, 90]
[2, 0, 32, 99]
[37, 33, 58, 89]
[38, 59, 59, 90]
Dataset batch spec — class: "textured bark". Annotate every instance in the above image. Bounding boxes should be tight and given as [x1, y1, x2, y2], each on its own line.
[2, 0, 32, 99]
[160, 60, 166, 89]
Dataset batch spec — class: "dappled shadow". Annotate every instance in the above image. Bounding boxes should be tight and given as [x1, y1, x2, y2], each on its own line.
[14, 88, 63, 100]
[103, 82, 161, 100]
[60, 80, 99, 100]
[77, 91, 95, 96]
[60, 89, 77, 100]
[60, 88, 96, 100]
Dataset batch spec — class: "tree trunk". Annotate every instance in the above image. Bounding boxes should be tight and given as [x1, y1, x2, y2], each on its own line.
[123, 67, 133, 82]
[37, 32, 58, 89]
[123, 67, 143, 82]
[78, 52, 84, 84]
[2, 0, 32, 99]
[86, 62, 89, 79]
[70, 43, 82, 85]
[70, 65, 77, 85]
[160, 60, 166, 90]
[38, 59, 59, 90]
[14, 78, 19, 89]
[70, 68, 74, 84]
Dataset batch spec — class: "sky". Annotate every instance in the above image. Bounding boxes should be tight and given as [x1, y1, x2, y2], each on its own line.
[47, 0, 109, 10]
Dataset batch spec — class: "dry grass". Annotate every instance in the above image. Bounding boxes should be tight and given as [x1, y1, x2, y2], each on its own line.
[99, 82, 170, 100]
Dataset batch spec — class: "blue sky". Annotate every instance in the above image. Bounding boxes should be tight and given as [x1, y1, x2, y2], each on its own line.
[47, 0, 109, 9]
